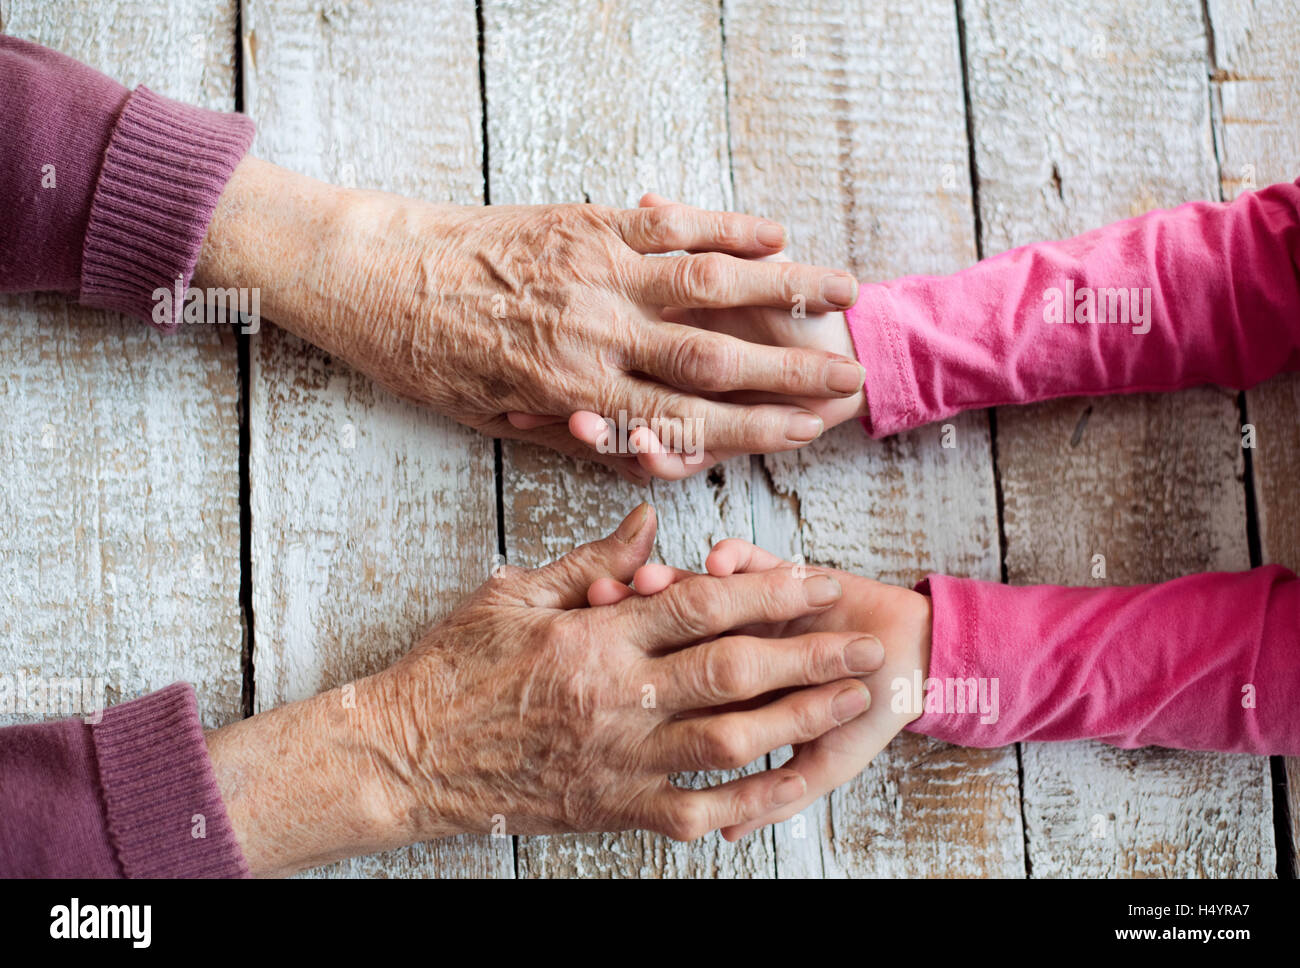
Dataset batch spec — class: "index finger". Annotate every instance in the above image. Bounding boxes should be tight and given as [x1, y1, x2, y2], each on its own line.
[634, 251, 859, 313]
[632, 323, 865, 398]
[614, 567, 842, 651]
[613, 202, 788, 257]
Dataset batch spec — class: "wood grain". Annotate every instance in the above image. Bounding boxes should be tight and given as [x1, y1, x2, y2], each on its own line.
[0, 1, 243, 729]
[962, 0, 1273, 876]
[9, 0, 1277, 881]
[722, 0, 1022, 877]
[1205, 0, 1300, 877]
[242, 0, 508, 878]
[485, 0, 777, 878]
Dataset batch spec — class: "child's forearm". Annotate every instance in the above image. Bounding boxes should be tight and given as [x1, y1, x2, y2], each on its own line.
[849, 180, 1300, 437]
[906, 566, 1300, 755]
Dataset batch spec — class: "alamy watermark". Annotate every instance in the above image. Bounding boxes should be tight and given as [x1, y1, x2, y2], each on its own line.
[50, 898, 150, 948]
[0, 672, 106, 724]
[594, 409, 706, 465]
[152, 276, 260, 334]
[1042, 280, 1151, 334]
[891, 670, 1000, 725]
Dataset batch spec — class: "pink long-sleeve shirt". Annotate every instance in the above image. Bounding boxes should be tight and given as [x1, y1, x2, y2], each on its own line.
[1, 33, 1297, 877]
[846, 181, 1300, 754]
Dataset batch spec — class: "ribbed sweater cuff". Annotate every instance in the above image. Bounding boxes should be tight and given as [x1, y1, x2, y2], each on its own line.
[91, 682, 249, 878]
[846, 285, 921, 439]
[79, 86, 255, 331]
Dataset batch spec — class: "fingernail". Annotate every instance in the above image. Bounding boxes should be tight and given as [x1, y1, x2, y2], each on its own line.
[771, 774, 805, 806]
[832, 683, 870, 723]
[803, 574, 841, 606]
[616, 502, 652, 542]
[785, 411, 824, 443]
[826, 359, 865, 394]
[845, 635, 885, 674]
[756, 220, 786, 248]
[821, 273, 857, 307]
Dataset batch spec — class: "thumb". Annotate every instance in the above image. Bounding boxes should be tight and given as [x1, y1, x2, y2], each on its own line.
[530, 503, 658, 609]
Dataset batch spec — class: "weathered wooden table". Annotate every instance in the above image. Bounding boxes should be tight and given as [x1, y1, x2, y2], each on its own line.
[2, 0, 1296, 877]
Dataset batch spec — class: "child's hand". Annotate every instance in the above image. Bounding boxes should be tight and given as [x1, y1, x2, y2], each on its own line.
[588, 540, 931, 840]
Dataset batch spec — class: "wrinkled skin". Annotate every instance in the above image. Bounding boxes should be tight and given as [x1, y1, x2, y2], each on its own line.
[587, 537, 931, 840]
[357, 506, 885, 843]
[530, 195, 870, 479]
[196, 159, 866, 481]
[208, 505, 890, 875]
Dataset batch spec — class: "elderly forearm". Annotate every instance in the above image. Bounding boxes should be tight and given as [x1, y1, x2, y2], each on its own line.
[203, 673, 436, 878]
[192, 155, 366, 355]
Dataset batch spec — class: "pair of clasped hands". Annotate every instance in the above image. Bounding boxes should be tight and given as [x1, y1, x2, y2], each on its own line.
[200, 160, 932, 874]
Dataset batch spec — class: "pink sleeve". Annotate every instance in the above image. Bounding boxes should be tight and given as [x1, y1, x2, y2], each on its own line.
[848, 180, 1300, 436]
[0, 33, 254, 330]
[904, 567, 1300, 755]
[0, 683, 248, 877]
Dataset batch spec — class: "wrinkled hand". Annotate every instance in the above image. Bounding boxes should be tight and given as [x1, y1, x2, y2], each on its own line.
[365, 505, 887, 843]
[586, 538, 930, 840]
[539, 195, 869, 479]
[208, 505, 888, 875]
[197, 159, 866, 481]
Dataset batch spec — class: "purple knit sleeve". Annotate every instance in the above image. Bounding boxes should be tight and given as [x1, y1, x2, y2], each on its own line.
[0, 33, 254, 330]
[0, 683, 249, 878]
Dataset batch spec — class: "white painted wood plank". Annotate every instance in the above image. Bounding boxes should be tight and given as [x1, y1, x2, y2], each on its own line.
[1206, 0, 1300, 877]
[0, 1, 243, 729]
[486, 0, 775, 878]
[243, 0, 509, 878]
[963, 0, 1272, 877]
[724, 0, 1022, 878]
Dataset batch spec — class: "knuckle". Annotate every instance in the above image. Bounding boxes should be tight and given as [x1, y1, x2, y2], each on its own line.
[538, 617, 574, 656]
[661, 800, 708, 842]
[644, 386, 692, 425]
[792, 694, 831, 740]
[679, 252, 729, 298]
[699, 646, 751, 700]
[702, 338, 740, 386]
[773, 264, 799, 302]
[759, 412, 791, 448]
[668, 335, 733, 388]
[774, 350, 813, 393]
[712, 213, 747, 250]
[702, 720, 752, 771]
[660, 581, 712, 639]
[588, 204, 620, 226]
[647, 205, 689, 248]
[674, 337, 714, 382]
[804, 634, 846, 682]
[750, 571, 791, 619]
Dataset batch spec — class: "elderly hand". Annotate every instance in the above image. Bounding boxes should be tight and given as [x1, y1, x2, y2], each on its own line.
[586, 537, 931, 840]
[543, 195, 869, 479]
[206, 505, 886, 875]
[196, 159, 864, 480]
